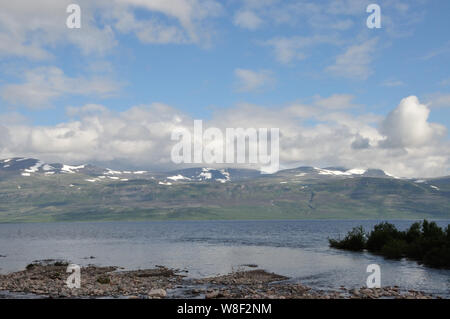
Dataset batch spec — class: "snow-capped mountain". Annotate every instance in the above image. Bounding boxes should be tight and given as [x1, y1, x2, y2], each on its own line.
[274, 166, 400, 179]
[0, 158, 149, 178]
[163, 168, 231, 183]
[0, 157, 432, 184]
[0, 158, 448, 222]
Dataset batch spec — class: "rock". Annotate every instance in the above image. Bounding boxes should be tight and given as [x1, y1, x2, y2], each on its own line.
[148, 288, 167, 298]
[205, 290, 220, 299]
[351, 288, 360, 296]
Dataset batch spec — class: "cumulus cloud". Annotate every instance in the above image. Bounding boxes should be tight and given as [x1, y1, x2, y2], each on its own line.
[351, 134, 371, 149]
[0, 103, 187, 166]
[1, 67, 121, 108]
[0, 95, 448, 178]
[234, 68, 274, 92]
[380, 96, 446, 148]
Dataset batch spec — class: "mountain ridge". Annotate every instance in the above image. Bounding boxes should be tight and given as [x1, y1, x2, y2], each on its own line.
[0, 157, 449, 223]
[0, 157, 432, 181]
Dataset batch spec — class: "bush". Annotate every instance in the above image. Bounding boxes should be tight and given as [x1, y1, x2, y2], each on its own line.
[405, 222, 421, 243]
[328, 220, 450, 269]
[328, 226, 366, 251]
[422, 246, 450, 268]
[421, 220, 445, 240]
[366, 222, 403, 252]
[381, 239, 408, 259]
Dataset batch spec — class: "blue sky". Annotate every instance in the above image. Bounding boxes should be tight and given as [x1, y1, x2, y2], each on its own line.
[0, 0, 449, 177]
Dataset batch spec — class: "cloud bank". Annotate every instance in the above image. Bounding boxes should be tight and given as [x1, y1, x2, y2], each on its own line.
[0, 96, 448, 178]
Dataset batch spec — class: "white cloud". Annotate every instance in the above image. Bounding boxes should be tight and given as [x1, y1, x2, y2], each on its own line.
[233, 10, 263, 30]
[381, 79, 405, 87]
[313, 94, 357, 110]
[112, 0, 222, 45]
[234, 68, 274, 92]
[326, 0, 369, 15]
[0, 0, 222, 59]
[66, 104, 109, 117]
[264, 35, 339, 64]
[0, 1, 117, 59]
[1, 67, 122, 108]
[327, 38, 378, 80]
[0, 95, 449, 178]
[380, 96, 446, 148]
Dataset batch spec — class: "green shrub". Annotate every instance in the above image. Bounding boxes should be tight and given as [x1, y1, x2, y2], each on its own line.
[328, 226, 366, 251]
[381, 239, 408, 259]
[366, 222, 403, 252]
[422, 220, 445, 240]
[405, 222, 421, 243]
[422, 246, 450, 268]
[329, 220, 450, 269]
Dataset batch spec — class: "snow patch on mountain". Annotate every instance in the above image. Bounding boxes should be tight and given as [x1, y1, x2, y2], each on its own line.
[316, 168, 367, 176]
[199, 168, 213, 180]
[167, 174, 191, 181]
[61, 165, 86, 174]
[24, 161, 43, 173]
[383, 171, 400, 179]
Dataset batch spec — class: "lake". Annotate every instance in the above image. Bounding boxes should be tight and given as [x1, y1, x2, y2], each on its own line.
[0, 220, 449, 297]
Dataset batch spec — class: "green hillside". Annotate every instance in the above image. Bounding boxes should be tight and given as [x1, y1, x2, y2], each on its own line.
[0, 171, 449, 222]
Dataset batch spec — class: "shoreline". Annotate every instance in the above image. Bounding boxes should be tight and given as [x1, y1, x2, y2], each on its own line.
[0, 261, 440, 299]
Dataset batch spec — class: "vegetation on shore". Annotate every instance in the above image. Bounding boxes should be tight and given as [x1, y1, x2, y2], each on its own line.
[329, 220, 450, 269]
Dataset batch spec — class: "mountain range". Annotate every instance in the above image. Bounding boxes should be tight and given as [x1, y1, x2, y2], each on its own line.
[0, 157, 449, 222]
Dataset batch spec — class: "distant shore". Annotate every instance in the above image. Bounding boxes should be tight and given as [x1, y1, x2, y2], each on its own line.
[0, 261, 439, 299]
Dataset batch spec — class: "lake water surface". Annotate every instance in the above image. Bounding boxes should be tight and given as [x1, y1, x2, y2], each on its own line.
[0, 220, 449, 297]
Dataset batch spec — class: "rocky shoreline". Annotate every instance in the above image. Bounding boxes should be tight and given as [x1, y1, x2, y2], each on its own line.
[0, 261, 439, 299]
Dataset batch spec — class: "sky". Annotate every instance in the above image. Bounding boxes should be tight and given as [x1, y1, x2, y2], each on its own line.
[0, 0, 449, 177]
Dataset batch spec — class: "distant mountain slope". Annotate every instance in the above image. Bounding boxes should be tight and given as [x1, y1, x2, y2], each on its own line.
[0, 158, 449, 222]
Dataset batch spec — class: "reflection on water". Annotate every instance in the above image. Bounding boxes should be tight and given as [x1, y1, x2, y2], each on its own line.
[0, 220, 449, 296]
